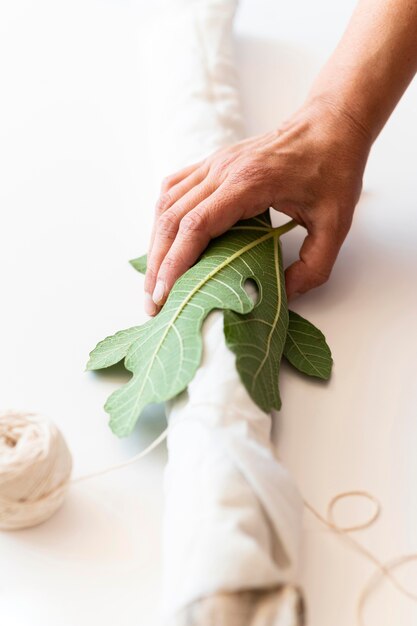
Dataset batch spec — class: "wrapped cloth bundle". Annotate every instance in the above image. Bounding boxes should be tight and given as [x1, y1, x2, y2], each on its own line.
[141, 1, 305, 624]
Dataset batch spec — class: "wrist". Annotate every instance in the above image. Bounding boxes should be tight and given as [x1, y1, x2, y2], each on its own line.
[304, 90, 375, 146]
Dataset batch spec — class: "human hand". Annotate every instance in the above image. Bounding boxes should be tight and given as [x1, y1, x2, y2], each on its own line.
[144, 97, 372, 315]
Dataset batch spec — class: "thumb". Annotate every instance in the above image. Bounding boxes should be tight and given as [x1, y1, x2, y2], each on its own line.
[285, 221, 344, 300]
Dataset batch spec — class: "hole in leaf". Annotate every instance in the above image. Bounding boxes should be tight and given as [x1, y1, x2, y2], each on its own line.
[244, 278, 259, 305]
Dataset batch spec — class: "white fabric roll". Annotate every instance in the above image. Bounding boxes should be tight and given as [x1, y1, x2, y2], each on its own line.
[142, 0, 245, 180]
[163, 311, 304, 618]
[141, 1, 304, 622]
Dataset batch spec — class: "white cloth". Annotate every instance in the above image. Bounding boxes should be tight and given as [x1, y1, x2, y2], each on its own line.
[141, 1, 304, 621]
[163, 312, 304, 618]
[142, 0, 245, 180]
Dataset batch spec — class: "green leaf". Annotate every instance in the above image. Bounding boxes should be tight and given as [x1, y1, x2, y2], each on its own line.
[283, 310, 333, 379]
[223, 233, 287, 412]
[87, 327, 142, 370]
[130, 254, 147, 274]
[88, 213, 333, 437]
[88, 212, 292, 436]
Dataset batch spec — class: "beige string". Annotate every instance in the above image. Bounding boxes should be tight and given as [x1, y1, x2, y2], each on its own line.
[0, 411, 73, 530]
[0, 411, 167, 530]
[1, 411, 416, 624]
[71, 427, 168, 484]
[303, 492, 417, 625]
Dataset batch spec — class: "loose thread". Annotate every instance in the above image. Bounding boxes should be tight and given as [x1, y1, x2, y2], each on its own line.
[72, 426, 417, 624]
[71, 427, 168, 484]
[2, 412, 416, 624]
[303, 491, 417, 625]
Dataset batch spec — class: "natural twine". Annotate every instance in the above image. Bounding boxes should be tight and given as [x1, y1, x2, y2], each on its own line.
[0, 411, 72, 530]
[0, 410, 416, 624]
[0, 411, 167, 530]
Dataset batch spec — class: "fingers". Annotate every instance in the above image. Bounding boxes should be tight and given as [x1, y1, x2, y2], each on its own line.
[144, 167, 207, 316]
[285, 217, 346, 300]
[147, 167, 207, 258]
[144, 179, 214, 313]
[159, 161, 202, 194]
[150, 182, 265, 308]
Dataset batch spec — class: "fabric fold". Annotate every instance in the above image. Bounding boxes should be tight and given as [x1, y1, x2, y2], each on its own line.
[162, 311, 304, 617]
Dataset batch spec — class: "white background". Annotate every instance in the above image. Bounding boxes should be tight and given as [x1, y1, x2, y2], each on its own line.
[1, 1, 417, 625]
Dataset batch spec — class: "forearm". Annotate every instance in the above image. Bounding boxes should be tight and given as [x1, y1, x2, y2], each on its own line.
[307, 0, 417, 142]
[145, 0, 417, 307]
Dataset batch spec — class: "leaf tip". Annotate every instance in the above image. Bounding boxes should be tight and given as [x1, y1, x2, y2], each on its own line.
[85, 354, 97, 371]
[130, 254, 147, 274]
[108, 415, 133, 438]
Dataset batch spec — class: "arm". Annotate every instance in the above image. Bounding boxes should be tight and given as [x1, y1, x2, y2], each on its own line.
[144, 0, 417, 315]
[309, 0, 417, 143]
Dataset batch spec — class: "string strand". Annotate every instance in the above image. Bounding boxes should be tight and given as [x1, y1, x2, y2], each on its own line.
[303, 491, 417, 625]
[71, 427, 168, 484]
[72, 424, 417, 624]
[2, 412, 416, 624]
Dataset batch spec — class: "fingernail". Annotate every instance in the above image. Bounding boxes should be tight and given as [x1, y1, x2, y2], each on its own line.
[152, 280, 165, 305]
[144, 292, 157, 316]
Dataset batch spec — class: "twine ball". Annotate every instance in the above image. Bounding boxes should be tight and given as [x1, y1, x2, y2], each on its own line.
[0, 412, 72, 530]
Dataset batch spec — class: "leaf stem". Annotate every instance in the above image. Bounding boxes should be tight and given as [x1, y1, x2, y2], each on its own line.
[275, 219, 298, 237]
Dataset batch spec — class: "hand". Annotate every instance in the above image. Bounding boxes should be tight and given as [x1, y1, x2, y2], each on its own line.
[144, 97, 372, 315]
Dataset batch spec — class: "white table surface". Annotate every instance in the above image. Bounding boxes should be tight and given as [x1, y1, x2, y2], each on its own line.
[1, 1, 416, 625]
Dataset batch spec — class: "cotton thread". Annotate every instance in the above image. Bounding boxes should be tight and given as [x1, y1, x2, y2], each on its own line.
[0, 411, 73, 530]
[0, 411, 167, 531]
[303, 492, 417, 625]
[0, 411, 416, 625]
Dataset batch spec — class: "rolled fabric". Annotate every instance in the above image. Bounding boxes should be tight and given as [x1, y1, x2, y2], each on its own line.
[163, 311, 305, 624]
[142, 0, 245, 180]
[141, 1, 305, 624]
